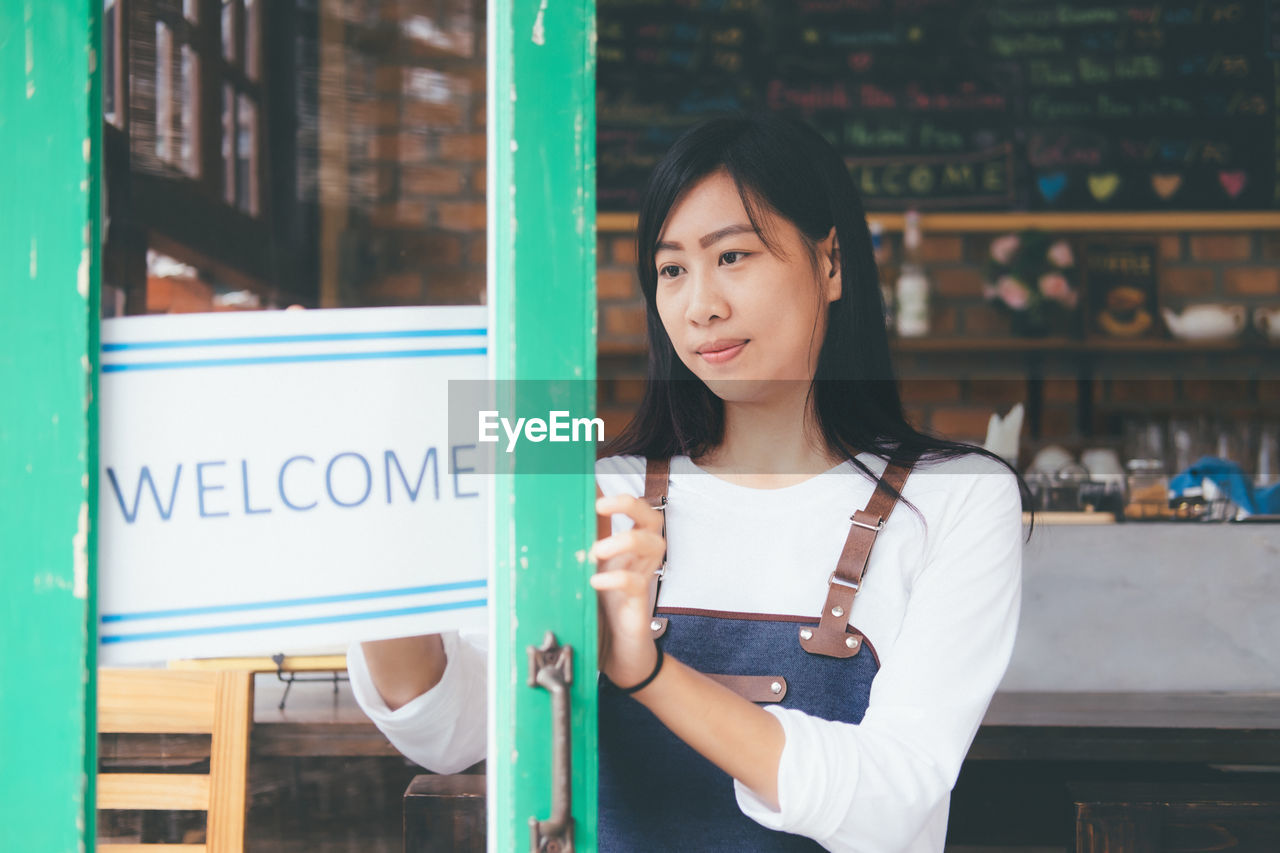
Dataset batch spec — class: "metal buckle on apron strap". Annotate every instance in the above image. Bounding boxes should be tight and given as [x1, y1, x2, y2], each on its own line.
[827, 571, 859, 591]
[642, 489, 669, 637]
[849, 513, 884, 531]
[650, 496, 668, 580]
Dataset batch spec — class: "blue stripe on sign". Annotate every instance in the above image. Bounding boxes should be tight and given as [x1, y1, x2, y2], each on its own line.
[103, 328, 488, 352]
[102, 578, 488, 623]
[102, 346, 487, 372]
[100, 598, 488, 644]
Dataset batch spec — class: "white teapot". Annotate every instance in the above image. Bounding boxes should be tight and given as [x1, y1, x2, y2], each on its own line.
[1255, 306, 1280, 342]
[1160, 303, 1247, 341]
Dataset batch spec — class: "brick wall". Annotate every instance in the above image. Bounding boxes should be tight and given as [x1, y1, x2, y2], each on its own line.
[595, 229, 1280, 451]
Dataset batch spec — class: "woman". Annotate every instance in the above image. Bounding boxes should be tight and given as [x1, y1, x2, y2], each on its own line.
[350, 113, 1034, 852]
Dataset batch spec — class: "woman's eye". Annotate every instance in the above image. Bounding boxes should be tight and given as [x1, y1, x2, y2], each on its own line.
[657, 264, 682, 279]
[720, 251, 749, 265]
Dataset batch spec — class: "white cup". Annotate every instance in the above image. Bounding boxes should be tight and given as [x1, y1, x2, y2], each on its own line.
[1081, 448, 1124, 480]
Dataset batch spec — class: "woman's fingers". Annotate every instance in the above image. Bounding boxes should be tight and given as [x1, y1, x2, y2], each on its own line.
[589, 527, 660, 559]
[588, 569, 650, 595]
[588, 529, 664, 572]
[590, 499, 663, 681]
[595, 493, 663, 535]
[591, 494, 664, 575]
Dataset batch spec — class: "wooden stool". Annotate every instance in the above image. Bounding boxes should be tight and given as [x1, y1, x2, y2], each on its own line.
[403, 771, 486, 853]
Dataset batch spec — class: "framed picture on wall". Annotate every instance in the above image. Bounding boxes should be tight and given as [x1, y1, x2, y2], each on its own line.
[1083, 238, 1161, 339]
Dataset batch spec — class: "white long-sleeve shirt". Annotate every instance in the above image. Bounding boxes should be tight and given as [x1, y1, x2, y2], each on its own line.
[347, 450, 1024, 851]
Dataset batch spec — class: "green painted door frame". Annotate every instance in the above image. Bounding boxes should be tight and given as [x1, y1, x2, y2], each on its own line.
[1, 0, 599, 847]
[0, 1, 101, 850]
[488, 0, 599, 847]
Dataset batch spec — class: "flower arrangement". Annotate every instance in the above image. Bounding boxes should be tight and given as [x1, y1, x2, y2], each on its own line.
[983, 230, 1079, 336]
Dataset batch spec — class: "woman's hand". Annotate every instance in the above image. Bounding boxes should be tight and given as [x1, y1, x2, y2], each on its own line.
[589, 491, 786, 808]
[589, 494, 667, 688]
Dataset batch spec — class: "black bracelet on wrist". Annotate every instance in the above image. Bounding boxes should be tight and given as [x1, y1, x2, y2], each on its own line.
[614, 644, 664, 695]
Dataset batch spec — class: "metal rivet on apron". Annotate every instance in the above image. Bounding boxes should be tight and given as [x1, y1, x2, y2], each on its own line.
[831, 605, 844, 618]
[650, 620, 662, 632]
[799, 628, 813, 640]
[845, 636, 859, 649]
[770, 681, 782, 694]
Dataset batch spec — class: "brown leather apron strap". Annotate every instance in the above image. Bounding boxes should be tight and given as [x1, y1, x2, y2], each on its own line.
[705, 674, 788, 703]
[637, 454, 914, 697]
[799, 454, 919, 658]
[642, 456, 670, 639]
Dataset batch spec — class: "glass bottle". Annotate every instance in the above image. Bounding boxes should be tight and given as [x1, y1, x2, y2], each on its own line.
[894, 209, 930, 337]
[1257, 422, 1278, 488]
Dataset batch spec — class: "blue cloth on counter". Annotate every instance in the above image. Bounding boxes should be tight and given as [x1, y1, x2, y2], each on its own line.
[1168, 455, 1280, 516]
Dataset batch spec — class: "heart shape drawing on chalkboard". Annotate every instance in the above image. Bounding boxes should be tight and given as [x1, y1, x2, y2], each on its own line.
[1088, 173, 1120, 202]
[1151, 173, 1182, 200]
[1037, 172, 1067, 203]
[1219, 171, 1247, 199]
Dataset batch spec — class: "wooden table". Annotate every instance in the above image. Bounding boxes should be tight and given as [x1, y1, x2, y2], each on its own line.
[949, 692, 1280, 851]
[101, 684, 1280, 850]
[972, 691, 1280, 763]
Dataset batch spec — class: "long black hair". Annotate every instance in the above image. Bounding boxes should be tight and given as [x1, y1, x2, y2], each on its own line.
[599, 113, 1036, 538]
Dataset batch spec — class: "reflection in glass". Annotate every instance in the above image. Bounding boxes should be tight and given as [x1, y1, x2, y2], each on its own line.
[154, 20, 171, 163]
[221, 82, 233, 205]
[245, 0, 260, 80]
[221, 0, 237, 63]
[153, 16, 198, 176]
[99, 1, 491, 848]
[180, 43, 198, 175]
[236, 93, 258, 215]
[104, 0, 117, 122]
[107, 0, 485, 318]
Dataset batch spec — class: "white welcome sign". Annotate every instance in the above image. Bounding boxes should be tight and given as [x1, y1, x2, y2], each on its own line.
[97, 306, 490, 665]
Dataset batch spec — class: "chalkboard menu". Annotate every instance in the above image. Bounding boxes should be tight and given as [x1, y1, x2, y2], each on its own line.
[597, 0, 1280, 212]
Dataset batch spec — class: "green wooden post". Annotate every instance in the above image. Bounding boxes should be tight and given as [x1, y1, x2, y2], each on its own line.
[488, 0, 598, 845]
[0, 1, 101, 850]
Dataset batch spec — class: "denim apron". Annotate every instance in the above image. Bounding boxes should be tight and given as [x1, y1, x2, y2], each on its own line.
[597, 454, 917, 851]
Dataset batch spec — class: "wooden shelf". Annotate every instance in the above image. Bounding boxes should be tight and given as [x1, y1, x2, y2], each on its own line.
[1095, 401, 1280, 414]
[597, 211, 1280, 234]
[891, 336, 1077, 353]
[1066, 338, 1277, 353]
[167, 654, 347, 672]
[598, 337, 1279, 358]
[1023, 511, 1116, 525]
[599, 338, 1279, 359]
[889, 337, 1278, 354]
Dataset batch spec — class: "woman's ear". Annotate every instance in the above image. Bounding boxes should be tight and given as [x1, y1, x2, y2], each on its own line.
[820, 227, 841, 301]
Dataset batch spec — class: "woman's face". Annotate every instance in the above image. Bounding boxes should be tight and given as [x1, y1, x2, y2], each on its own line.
[653, 169, 840, 399]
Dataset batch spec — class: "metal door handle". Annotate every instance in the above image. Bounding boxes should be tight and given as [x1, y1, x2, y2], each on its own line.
[528, 631, 574, 853]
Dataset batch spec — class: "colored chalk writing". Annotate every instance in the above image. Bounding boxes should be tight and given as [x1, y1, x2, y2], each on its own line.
[597, 0, 1279, 211]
